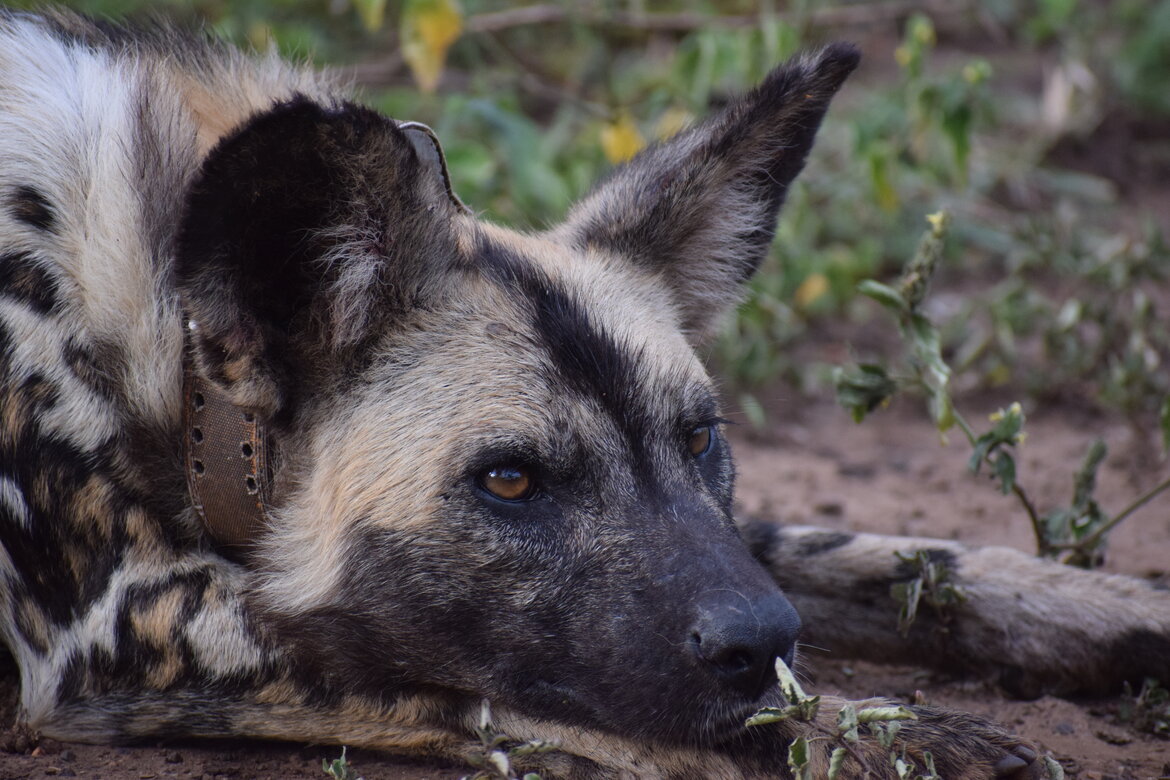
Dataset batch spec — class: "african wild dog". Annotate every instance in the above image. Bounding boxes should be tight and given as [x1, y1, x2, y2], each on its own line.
[1, 8, 1168, 779]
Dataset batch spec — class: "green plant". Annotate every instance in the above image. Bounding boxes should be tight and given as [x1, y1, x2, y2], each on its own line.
[322, 747, 364, 780]
[833, 212, 1170, 566]
[891, 550, 967, 637]
[716, 11, 997, 408]
[746, 657, 920, 779]
[1119, 678, 1170, 738]
[748, 656, 1067, 777]
[462, 700, 557, 780]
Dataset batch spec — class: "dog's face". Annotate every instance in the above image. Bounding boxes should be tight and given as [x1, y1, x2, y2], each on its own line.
[176, 45, 858, 743]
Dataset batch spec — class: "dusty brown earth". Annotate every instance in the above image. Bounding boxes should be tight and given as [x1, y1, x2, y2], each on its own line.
[1, 394, 1167, 779]
[732, 395, 1170, 780]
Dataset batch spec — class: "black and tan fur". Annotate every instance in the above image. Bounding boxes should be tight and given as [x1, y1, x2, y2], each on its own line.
[1, 9, 1167, 778]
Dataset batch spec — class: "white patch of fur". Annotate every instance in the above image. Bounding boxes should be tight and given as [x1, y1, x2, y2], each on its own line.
[0, 16, 341, 437]
[0, 299, 118, 452]
[183, 566, 266, 677]
[17, 554, 266, 727]
[0, 20, 181, 431]
[315, 224, 384, 349]
[0, 476, 31, 530]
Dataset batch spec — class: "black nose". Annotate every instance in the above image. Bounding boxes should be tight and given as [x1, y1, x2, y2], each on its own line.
[691, 591, 801, 698]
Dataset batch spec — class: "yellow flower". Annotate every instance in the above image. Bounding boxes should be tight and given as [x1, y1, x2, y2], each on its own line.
[794, 273, 830, 309]
[601, 114, 645, 164]
[401, 0, 463, 93]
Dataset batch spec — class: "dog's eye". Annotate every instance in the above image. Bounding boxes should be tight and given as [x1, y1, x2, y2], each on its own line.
[688, 425, 713, 457]
[480, 465, 536, 501]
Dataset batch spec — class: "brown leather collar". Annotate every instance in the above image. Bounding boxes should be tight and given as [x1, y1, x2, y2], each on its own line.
[180, 122, 460, 551]
[182, 319, 272, 550]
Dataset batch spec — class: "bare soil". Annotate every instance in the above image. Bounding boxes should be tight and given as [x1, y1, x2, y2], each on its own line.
[732, 395, 1170, 780]
[2, 395, 1168, 779]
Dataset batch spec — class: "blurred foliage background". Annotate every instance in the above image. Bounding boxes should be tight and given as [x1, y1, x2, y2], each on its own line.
[20, 0, 1170, 439]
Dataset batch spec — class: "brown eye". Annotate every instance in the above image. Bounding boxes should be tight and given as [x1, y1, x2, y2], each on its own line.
[689, 425, 713, 457]
[480, 466, 535, 501]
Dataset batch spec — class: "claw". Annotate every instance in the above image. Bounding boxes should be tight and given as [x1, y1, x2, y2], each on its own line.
[1013, 745, 1037, 762]
[993, 754, 1029, 776]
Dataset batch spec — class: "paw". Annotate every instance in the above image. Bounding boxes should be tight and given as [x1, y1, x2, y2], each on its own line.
[900, 706, 1049, 779]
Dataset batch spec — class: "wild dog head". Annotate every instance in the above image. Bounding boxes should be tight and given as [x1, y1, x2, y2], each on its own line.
[176, 44, 859, 744]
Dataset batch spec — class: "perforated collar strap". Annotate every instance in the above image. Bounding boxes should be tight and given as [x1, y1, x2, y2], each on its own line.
[179, 125, 452, 549]
[182, 319, 272, 550]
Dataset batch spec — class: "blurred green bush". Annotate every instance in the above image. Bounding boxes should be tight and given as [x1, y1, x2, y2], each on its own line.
[23, 0, 1170, 436]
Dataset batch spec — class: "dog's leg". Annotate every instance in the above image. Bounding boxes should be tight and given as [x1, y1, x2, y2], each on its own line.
[491, 699, 1044, 779]
[14, 551, 481, 761]
[743, 520, 1170, 696]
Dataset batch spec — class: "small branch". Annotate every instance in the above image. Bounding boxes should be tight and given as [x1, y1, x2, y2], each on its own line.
[343, 51, 404, 87]
[951, 409, 1048, 553]
[477, 30, 608, 117]
[1011, 482, 1048, 554]
[465, 1, 970, 35]
[1054, 473, 1170, 553]
[347, 0, 975, 84]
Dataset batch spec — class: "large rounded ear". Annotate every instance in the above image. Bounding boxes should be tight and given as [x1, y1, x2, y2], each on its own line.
[552, 43, 860, 344]
[176, 97, 463, 421]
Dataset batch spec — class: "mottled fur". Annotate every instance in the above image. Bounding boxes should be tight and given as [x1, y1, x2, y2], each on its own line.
[1, 8, 1163, 779]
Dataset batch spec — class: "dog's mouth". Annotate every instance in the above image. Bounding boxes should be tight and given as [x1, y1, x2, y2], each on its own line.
[512, 671, 784, 747]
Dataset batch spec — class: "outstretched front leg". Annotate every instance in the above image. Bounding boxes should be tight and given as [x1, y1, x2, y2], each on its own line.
[743, 520, 1170, 697]
[489, 694, 1046, 779]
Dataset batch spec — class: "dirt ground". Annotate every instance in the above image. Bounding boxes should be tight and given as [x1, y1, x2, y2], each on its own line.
[732, 395, 1170, 779]
[1, 395, 1167, 780]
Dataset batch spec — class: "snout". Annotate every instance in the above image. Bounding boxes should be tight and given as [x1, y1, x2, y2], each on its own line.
[690, 590, 801, 699]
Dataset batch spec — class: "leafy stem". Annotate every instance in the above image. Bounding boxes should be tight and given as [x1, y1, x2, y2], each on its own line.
[1052, 473, 1170, 554]
[834, 210, 1161, 567]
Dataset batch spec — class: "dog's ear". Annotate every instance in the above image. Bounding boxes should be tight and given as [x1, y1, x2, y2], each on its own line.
[176, 97, 463, 420]
[553, 43, 859, 344]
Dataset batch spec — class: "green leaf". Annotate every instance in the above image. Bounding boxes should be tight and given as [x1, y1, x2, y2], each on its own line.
[488, 749, 511, 777]
[744, 707, 790, 726]
[857, 280, 908, 313]
[968, 437, 992, 475]
[828, 746, 848, 779]
[1162, 395, 1170, 453]
[927, 387, 955, 433]
[871, 721, 901, 749]
[787, 737, 811, 780]
[868, 147, 900, 212]
[353, 0, 389, 31]
[857, 705, 918, 723]
[908, 314, 950, 390]
[836, 702, 860, 741]
[920, 751, 941, 780]
[833, 363, 898, 423]
[992, 451, 1016, 495]
[775, 656, 808, 702]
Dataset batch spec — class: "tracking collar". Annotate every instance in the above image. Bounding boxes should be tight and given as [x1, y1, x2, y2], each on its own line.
[182, 318, 272, 550]
[181, 121, 466, 550]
